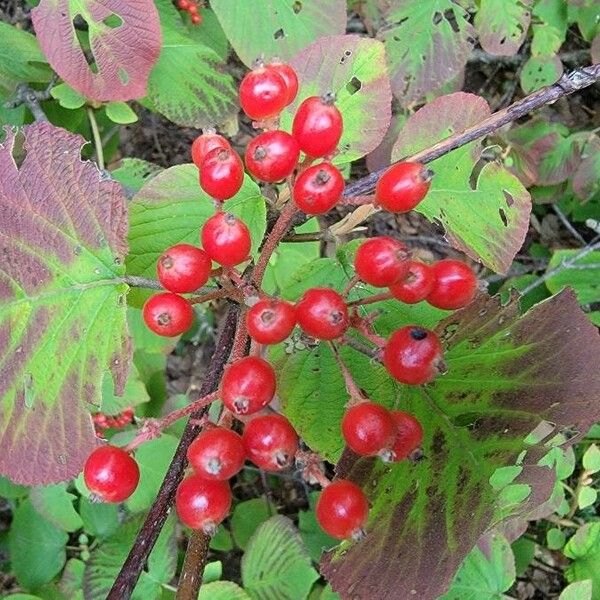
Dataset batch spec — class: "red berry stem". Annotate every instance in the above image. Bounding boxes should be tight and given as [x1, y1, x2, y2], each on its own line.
[347, 291, 394, 307]
[328, 342, 367, 406]
[296, 449, 331, 488]
[342, 275, 360, 298]
[349, 315, 387, 348]
[188, 287, 238, 305]
[341, 194, 376, 207]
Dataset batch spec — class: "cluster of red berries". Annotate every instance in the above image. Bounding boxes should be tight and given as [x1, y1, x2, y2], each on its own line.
[85, 61, 480, 542]
[176, 0, 202, 24]
[92, 407, 134, 436]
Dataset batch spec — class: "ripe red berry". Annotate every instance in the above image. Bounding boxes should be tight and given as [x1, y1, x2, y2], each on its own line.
[375, 162, 432, 213]
[316, 480, 368, 540]
[246, 298, 296, 345]
[201, 212, 251, 267]
[199, 147, 244, 201]
[245, 130, 300, 183]
[427, 259, 477, 310]
[191, 132, 230, 169]
[390, 411, 424, 461]
[83, 445, 140, 503]
[268, 61, 299, 105]
[296, 288, 349, 340]
[383, 326, 443, 385]
[143, 292, 194, 337]
[190, 12, 201, 24]
[187, 427, 245, 480]
[354, 237, 411, 288]
[341, 402, 396, 457]
[293, 162, 344, 215]
[389, 261, 435, 304]
[242, 414, 299, 471]
[221, 356, 276, 415]
[239, 66, 288, 121]
[292, 95, 343, 158]
[178, 0, 190, 9]
[176, 475, 231, 533]
[157, 243, 211, 293]
[188, 3, 198, 14]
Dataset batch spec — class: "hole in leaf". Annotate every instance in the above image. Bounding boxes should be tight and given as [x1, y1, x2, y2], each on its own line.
[11, 130, 27, 169]
[499, 36, 506, 45]
[73, 16, 97, 71]
[443, 9, 460, 33]
[118, 68, 129, 85]
[499, 207, 508, 227]
[273, 28, 285, 39]
[292, 1, 302, 14]
[469, 157, 487, 190]
[432, 11, 443, 25]
[340, 49, 352, 64]
[346, 76, 361, 95]
[504, 191, 515, 207]
[102, 13, 123, 28]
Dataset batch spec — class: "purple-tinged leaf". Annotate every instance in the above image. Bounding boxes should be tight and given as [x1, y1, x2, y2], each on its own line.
[32, 0, 161, 101]
[475, 0, 533, 56]
[0, 122, 130, 485]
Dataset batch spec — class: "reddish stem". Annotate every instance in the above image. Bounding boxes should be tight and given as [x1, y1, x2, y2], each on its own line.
[188, 288, 236, 305]
[347, 291, 393, 307]
[328, 342, 367, 405]
[342, 275, 360, 298]
[350, 315, 387, 348]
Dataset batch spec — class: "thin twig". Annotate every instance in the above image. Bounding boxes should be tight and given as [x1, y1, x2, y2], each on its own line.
[87, 107, 104, 170]
[520, 237, 600, 296]
[5, 83, 48, 122]
[122, 275, 214, 295]
[552, 204, 587, 245]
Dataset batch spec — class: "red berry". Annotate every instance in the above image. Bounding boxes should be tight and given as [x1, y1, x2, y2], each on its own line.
[268, 61, 299, 105]
[178, 0, 190, 9]
[190, 13, 201, 24]
[221, 356, 276, 415]
[383, 326, 443, 385]
[390, 411, 423, 461]
[242, 414, 299, 471]
[239, 66, 288, 121]
[191, 132, 230, 168]
[292, 95, 343, 158]
[376, 162, 432, 213]
[176, 475, 231, 533]
[354, 237, 411, 288]
[427, 259, 477, 310]
[157, 243, 211, 293]
[341, 402, 396, 457]
[201, 212, 251, 267]
[187, 427, 245, 480]
[246, 298, 296, 345]
[293, 162, 344, 215]
[245, 130, 300, 183]
[316, 480, 368, 540]
[389, 261, 435, 304]
[83, 445, 140, 503]
[143, 292, 194, 337]
[188, 3, 198, 14]
[199, 147, 244, 201]
[296, 288, 349, 340]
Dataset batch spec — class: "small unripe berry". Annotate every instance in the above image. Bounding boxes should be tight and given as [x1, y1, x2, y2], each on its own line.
[143, 292, 194, 337]
[221, 356, 277, 415]
[83, 445, 140, 503]
[383, 326, 443, 385]
[316, 480, 368, 540]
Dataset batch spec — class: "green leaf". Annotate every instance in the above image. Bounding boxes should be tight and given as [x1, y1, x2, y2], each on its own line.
[5, 596, 45, 600]
[203, 561, 223, 584]
[210, 525, 234, 552]
[583, 444, 600, 473]
[198, 582, 251, 600]
[521, 55, 563, 95]
[392, 92, 530, 274]
[143, 2, 237, 128]
[298, 492, 338, 561]
[559, 580, 593, 600]
[0, 476, 29, 499]
[29, 483, 83, 532]
[439, 532, 516, 599]
[0, 22, 52, 95]
[545, 249, 600, 306]
[59, 558, 85, 599]
[105, 101, 138, 124]
[83, 514, 177, 600]
[110, 158, 162, 193]
[547, 528, 567, 550]
[578, 486, 597, 510]
[126, 165, 266, 306]
[50, 83, 86, 109]
[78, 498, 120, 539]
[231, 497, 273, 549]
[101, 363, 149, 414]
[377, 0, 474, 105]
[0, 122, 130, 486]
[511, 537, 536, 575]
[573, 137, 600, 201]
[125, 435, 179, 513]
[320, 290, 600, 600]
[8, 499, 68, 589]
[211, 0, 346, 67]
[564, 523, 600, 597]
[280, 35, 391, 165]
[185, 8, 229, 60]
[242, 516, 319, 600]
[475, 0, 532, 56]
